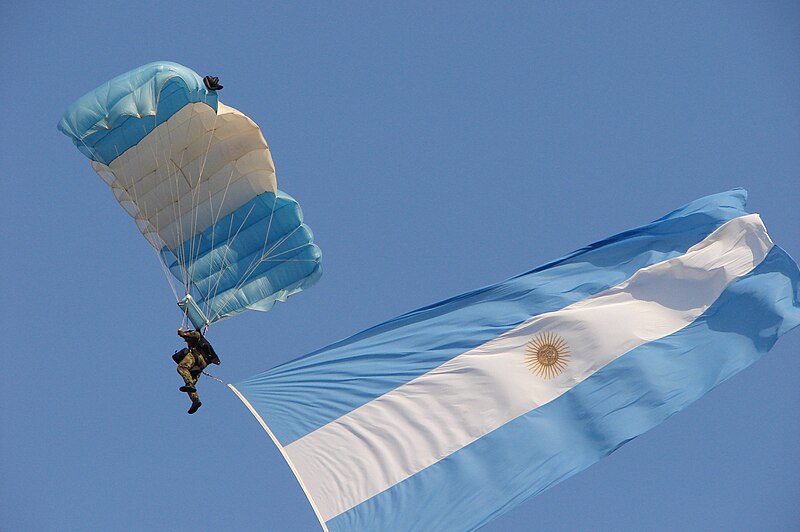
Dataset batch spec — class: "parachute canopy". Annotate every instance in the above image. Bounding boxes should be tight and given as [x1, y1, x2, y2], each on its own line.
[59, 61, 321, 327]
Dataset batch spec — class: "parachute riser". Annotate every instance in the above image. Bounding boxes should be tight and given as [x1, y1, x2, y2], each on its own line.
[178, 294, 210, 331]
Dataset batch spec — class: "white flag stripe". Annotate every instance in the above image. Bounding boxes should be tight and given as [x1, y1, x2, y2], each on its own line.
[285, 214, 773, 521]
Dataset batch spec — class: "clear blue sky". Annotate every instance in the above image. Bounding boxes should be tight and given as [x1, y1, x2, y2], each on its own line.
[2, 2, 798, 531]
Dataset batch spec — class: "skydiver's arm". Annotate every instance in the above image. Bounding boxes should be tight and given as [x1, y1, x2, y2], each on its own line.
[178, 329, 203, 341]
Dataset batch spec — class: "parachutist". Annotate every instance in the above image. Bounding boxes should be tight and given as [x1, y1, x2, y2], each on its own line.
[173, 327, 221, 414]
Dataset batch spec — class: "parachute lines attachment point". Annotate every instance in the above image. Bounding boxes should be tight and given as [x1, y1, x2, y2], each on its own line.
[178, 294, 210, 331]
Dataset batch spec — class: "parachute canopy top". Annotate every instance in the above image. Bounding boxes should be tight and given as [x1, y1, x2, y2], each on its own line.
[58, 61, 220, 165]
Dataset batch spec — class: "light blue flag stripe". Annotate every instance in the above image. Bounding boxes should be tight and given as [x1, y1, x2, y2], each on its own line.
[234, 189, 753, 445]
[326, 245, 800, 532]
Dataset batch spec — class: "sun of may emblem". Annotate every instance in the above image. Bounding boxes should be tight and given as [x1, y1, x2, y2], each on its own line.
[525, 331, 570, 379]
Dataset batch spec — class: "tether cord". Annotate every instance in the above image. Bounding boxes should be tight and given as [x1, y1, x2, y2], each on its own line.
[201, 370, 226, 385]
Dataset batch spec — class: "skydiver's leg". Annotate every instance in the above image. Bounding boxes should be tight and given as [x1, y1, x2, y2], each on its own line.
[177, 353, 202, 413]
[186, 386, 201, 414]
[187, 401, 203, 414]
[177, 352, 197, 391]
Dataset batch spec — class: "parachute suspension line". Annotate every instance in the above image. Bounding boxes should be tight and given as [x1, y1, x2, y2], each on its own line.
[180, 301, 190, 329]
[200, 186, 217, 321]
[168, 130, 191, 298]
[141, 92, 178, 301]
[166, 103, 293, 327]
[259, 258, 318, 262]
[221, 189, 280, 297]
[159, 101, 211, 329]
[185, 110, 286, 323]
[204, 202, 259, 319]
[141, 147, 181, 304]
[241, 228, 303, 277]
[146, 93, 191, 301]
[262, 190, 279, 255]
[205, 209, 241, 314]
[176, 154, 203, 296]
[258, 242, 315, 261]
[186, 103, 214, 308]
[208, 199, 310, 323]
[200, 109, 253, 322]
[77, 130, 187, 304]
[139, 159, 180, 303]
[262, 223, 302, 259]
[159, 255, 181, 302]
[184, 132, 203, 298]
[163, 130, 192, 298]
[190, 106, 244, 322]
[206, 192, 279, 322]
[235, 226, 309, 281]
[166, 110, 190, 298]
[201, 165, 237, 320]
[167, 110, 194, 305]
[77, 115, 182, 310]
[131, 118, 187, 305]
[90, 120, 178, 301]
[149, 208, 182, 305]
[121, 135, 184, 305]
[178, 106, 220, 324]
[143, 105, 183, 288]
[205, 239, 321, 316]
[205, 213, 239, 315]
[148, 210, 181, 304]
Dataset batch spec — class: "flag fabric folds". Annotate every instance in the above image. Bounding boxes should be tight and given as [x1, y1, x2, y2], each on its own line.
[230, 189, 799, 532]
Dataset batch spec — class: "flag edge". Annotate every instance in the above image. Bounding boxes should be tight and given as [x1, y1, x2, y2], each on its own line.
[227, 383, 330, 532]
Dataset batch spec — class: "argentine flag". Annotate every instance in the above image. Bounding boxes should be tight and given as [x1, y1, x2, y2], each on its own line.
[231, 189, 799, 532]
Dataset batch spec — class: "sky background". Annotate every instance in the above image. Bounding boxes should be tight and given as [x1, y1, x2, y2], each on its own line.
[2, 2, 799, 531]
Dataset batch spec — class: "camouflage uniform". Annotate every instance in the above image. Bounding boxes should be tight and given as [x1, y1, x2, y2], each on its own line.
[174, 329, 221, 413]
[175, 348, 207, 403]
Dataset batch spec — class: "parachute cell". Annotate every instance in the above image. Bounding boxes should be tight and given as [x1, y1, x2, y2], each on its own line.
[59, 61, 321, 326]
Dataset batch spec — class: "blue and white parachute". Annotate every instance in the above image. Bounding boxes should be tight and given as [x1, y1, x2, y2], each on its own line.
[59, 61, 322, 329]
